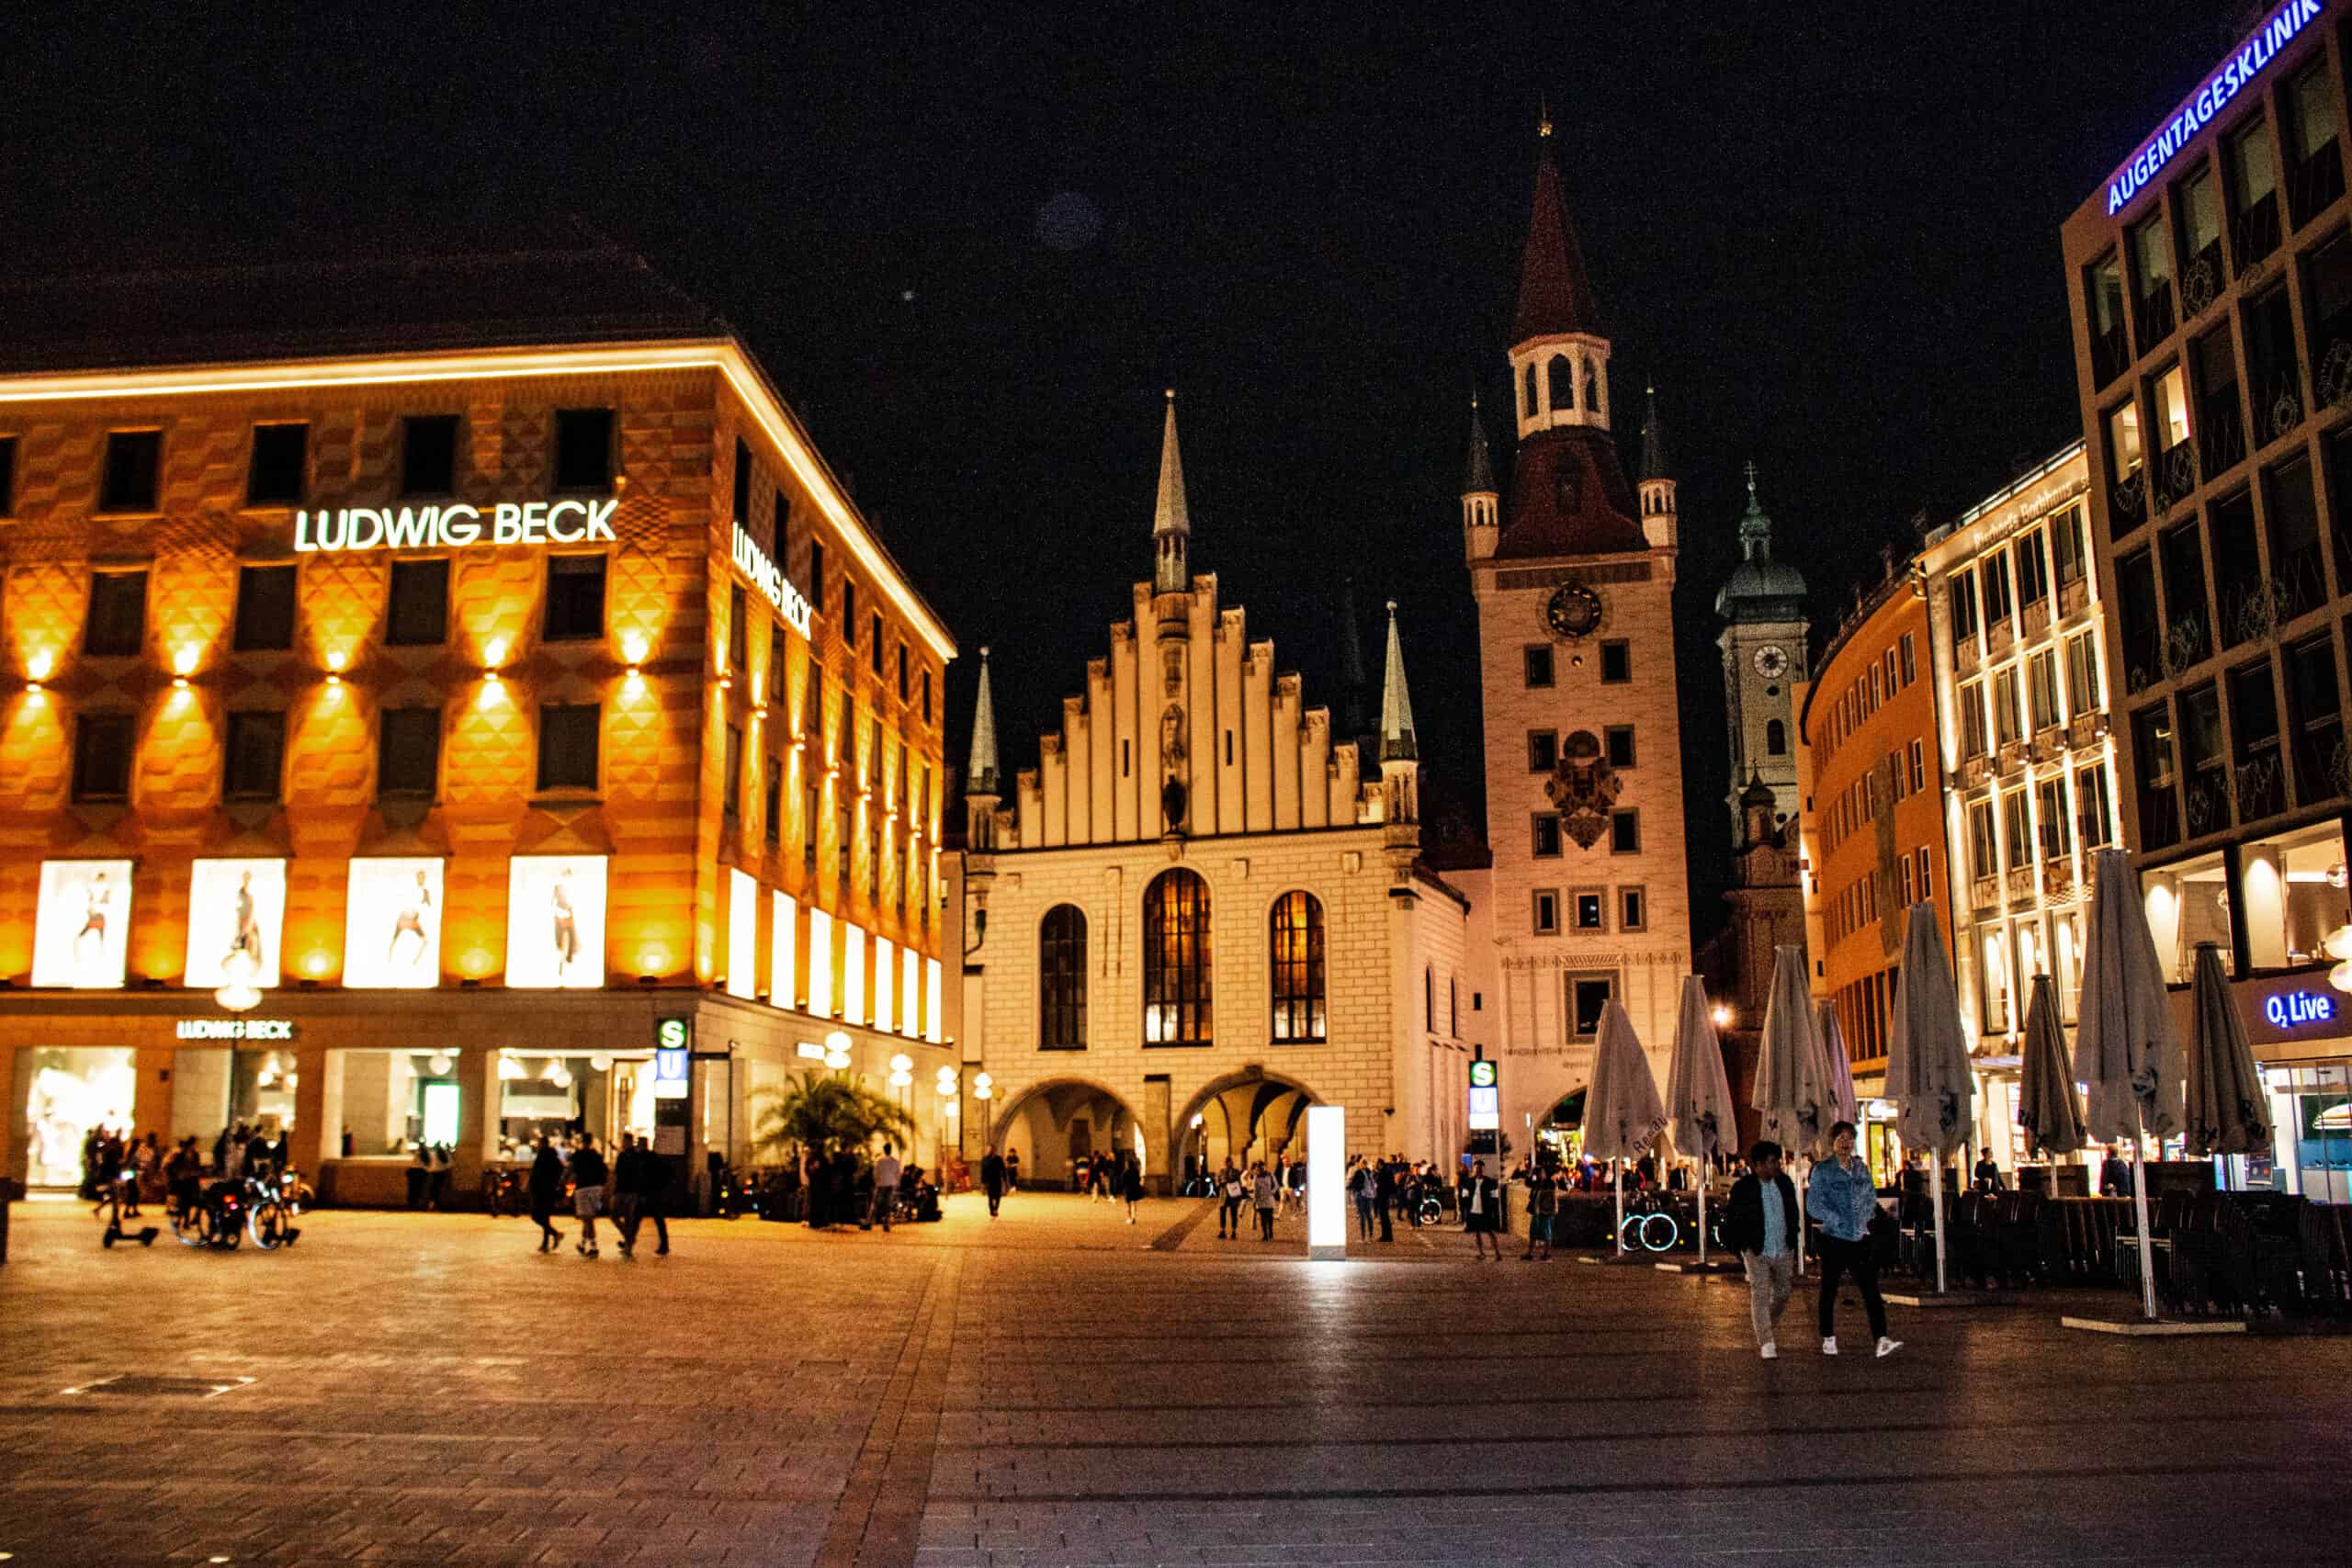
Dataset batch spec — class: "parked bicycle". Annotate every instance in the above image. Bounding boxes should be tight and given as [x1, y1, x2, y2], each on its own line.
[242, 1169, 301, 1251]
[171, 1181, 246, 1250]
[1619, 1190, 1681, 1253]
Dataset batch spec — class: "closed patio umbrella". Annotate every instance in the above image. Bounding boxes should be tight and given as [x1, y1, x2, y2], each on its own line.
[1752, 945, 1829, 1270]
[2185, 942, 2269, 1157]
[2074, 846, 2183, 1320]
[2016, 974, 2087, 1160]
[1885, 900, 1975, 1294]
[1666, 976, 1738, 1267]
[1816, 1000, 1860, 1134]
[1582, 1000, 1668, 1256]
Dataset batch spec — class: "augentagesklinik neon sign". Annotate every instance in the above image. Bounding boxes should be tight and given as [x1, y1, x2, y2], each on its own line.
[730, 523, 815, 639]
[2108, 0, 2324, 215]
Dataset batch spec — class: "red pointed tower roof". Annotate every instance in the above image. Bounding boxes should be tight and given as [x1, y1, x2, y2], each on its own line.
[1511, 133, 1604, 344]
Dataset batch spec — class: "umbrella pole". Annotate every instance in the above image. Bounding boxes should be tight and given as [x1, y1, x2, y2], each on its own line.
[1613, 1162, 1624, 1256]
[1696, 1160, 1707, 1268]
[1931, 1140, 1948, 1296]
[2131, 1118, 2157, 1321]
[1796, 1161, 1808, 1277]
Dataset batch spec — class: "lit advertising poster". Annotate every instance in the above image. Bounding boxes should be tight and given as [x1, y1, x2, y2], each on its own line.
[504, 856, 606, 988]
[184, 858, 288, 990]
[31, 860, 133, 988]
[727, 869, 758, 999]
[344, 858, 444, 987]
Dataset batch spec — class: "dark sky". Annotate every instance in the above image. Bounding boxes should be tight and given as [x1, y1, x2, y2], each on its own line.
[7, 0, 2250, 940]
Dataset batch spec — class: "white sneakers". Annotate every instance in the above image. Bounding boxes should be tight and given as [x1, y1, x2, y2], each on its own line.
[1819, 1336, 1903, 1358]
[1876, 1337, 1904, 1358]
[1759, 1341, 1778, 1359]
[1821, 1337, 1838, 1356]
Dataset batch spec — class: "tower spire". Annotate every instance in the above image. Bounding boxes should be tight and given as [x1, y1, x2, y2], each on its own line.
[1740, 460, 1774, 559]
[1152, 389, 1190, 594]
[1379, 601, 1417, 762]
[967, 646, 1000, 796]
[1463, 392, 1496, 495]
[1511, 130, 1604, 344]
[1639, 382, 1670, 482]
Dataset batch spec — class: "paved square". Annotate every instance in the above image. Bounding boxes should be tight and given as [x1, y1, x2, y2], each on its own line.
[1, 1191, 2345, 1566]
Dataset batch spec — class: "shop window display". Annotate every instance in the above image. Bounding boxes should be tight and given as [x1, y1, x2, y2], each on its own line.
[492, 1050, 651, 1161]
[14, 1045, 135, 1188]
[324, 1049, 460, 1158]
[2237, 820, 2349, 968]
[2143, 851, 2233, 984]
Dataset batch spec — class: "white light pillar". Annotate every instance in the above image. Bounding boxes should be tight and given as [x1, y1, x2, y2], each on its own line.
[1306, 1104, 1346, 1260]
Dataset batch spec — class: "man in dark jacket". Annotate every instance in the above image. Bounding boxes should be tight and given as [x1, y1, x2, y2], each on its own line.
[979, 1147, 1007, 1217]
[1724, 1140, 1802, 1359]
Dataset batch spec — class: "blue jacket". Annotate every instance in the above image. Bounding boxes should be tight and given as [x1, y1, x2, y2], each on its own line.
[1805, 1155, 1878, 1242]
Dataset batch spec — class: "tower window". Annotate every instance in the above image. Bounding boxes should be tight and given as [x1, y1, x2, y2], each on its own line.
[1583, 362, 1600, 413]
[1523, 646, 1555, 688]
[1528, 730, 1558, 772]
[1523, 363, 1538, 417]
[1610, 809, 1641, 853]
[1547, 353, 1574, 412]
[1600, 640, 1632, 683]
[400, 415, 458, 497]
[1766, 717, 1787, 755]
[1532, 890, 1561, 935]
[1605, 725, 1636, 768]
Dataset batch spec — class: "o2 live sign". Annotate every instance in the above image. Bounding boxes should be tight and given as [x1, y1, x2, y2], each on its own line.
[2106, 0, 2324, 215]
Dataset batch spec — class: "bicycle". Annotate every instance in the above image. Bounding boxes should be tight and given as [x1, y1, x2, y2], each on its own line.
[1416, 1190, 1446, 1227]
[243, 1170, 301, 1251]
[173, 1181, 245, 1249]
[1618, 1190, 1680, 1253]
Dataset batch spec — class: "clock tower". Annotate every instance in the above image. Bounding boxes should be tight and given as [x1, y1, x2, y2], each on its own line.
[1464, 122, 1691, 1139]
[1713, 463, 1809, 845]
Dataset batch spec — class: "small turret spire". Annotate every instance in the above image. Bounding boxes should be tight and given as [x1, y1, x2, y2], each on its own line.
[1639, 382, 1670, 482]
[1152, 389, 1190, 594]
[1740, 460, 1774, 560]
[1463, 393, 1496, 495]
[1379, 601, 1417, 762]
[967, 645, 1001, 796]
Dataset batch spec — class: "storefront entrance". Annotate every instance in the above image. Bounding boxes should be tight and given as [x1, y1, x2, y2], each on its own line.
[13, 1045, 135, 1189]
[2248, 1062, 2352, 1202]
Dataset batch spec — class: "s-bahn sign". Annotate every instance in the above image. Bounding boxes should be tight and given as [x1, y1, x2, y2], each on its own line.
[293, 499, 619, 552]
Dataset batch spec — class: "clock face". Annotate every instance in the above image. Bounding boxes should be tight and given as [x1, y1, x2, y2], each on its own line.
[1753, 644, 1790, 679]
[1544, 582, 1604, 640]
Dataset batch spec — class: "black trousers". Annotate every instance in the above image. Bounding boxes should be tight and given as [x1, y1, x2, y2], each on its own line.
[1256, 1204, 1275, 1240]
[1218, 1196, 1243, 1234]
[1816, 1235, 1889, 1340]
[984, 1183, 1002, 1215]
[1377, 1196, 1393, 1241]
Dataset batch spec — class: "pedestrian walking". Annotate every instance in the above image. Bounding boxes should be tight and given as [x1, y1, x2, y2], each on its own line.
[1349, 1156, 1376, 1241]
[1217, 1160, 1244, 1238]
[1374, 1158, 1396, 1242]
[1121, 1153, 1144, 1224]
[1459, 1159, 1501, 1259]
[1250, 1161, 1278, 1240]
[527, 1133, 566, 1252]
[569, 1134, 608, 1258]
[981, 1145, 1007, 1217]
[1724, 1139, 1801, 1359]
[611, 1134, 645, 1258]
[1806, 1121, 1900, 1358]
[1004, 1148, 1021, 1192]
[638, 1144, 672, 1256]
[870, 1142, 902, 1232]
[1520, 1166, 1558, 1260]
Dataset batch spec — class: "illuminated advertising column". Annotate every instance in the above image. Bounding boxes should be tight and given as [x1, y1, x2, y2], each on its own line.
[1306, 1103, 1346, 1260]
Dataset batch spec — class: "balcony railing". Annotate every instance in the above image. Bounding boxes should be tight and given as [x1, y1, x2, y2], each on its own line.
[2091, 319, 2132, 389]
[2153, 437, 2199, 513]
[2198, 396, 2246, 477]
[2133, 283, 2177, 357]
[2253, 367, 2305, 446]
[2181, 240, 2224, 317]
[2288, 142, 2346, 232]
[2111, 468, 2151, 530]
[2232, 194, 2283, 271]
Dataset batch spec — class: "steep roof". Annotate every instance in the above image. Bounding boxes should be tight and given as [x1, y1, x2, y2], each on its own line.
[1494, 426, 1648, 559]
[1639, 383, 1670, 482]
[1379, 601, 1418, 762]
[967, 647, 1001, 795]
[1463, 397, 1497, 495]
[1510, 141, 1606, 344]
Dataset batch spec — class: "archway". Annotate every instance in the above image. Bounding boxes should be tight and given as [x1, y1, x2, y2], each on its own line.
[1174, 1068, 1324, 1190]
[988, 1077, 1142, 1193]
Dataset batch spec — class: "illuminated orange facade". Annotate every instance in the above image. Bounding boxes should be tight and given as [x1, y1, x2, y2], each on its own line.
[1793, 570, 1947, 1106]
[0, 336, 956, 1200]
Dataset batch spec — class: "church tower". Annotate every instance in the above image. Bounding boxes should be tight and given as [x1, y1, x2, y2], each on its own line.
[1713, 463, 1808, 844]
[1466, 120, 1691, 1134]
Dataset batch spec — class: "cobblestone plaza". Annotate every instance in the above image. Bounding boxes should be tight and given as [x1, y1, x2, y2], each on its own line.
[2, 1193, 2345, 1567]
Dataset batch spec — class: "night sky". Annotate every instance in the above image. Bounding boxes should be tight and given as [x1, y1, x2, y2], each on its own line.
[8, 1, 2245, 938]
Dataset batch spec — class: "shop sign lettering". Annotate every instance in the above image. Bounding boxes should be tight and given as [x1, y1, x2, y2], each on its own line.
[175, 1018, 296, 1040]
[293, 500, 618, 552]
[2263, 989, 2335, 1029]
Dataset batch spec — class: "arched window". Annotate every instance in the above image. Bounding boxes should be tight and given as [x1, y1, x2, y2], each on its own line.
[1143, 868, 1211, 1044]
[1522, 362, 1538, 416]
[1766, 717, 1788, 755]
[1040, 904, 1087, 1048]
[1269, 891, 1326, 1043]
[1583, 361, 1601, 415]
[1547, 353, 1575, 412]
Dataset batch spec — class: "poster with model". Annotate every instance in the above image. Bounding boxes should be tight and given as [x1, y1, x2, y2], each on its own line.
[31, 860, 133, 988]
[726, 868, 758, 999]
[344, 857, 444, 987]
[504, 856, 606, 988]
[184, 858, 288, 989]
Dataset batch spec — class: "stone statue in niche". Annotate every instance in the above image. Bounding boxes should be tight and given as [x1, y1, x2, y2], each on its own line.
[1159, 703, 1186, 767]
[1161, 778, 1188, 832]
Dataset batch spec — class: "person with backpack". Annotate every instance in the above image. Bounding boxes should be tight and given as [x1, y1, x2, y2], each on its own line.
[1216, 1160, 1245, 1239]
[1250, 1161, 1279, 1241]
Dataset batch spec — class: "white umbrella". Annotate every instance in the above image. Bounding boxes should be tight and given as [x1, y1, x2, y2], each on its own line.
[1815, 999, 1860, 1134]
[1885, 900, 1974, 1294]
[2185, 943, 2269, 1156]
[1751, 946, 1828, 1271]
[2016, 974, 2087, 1160]
[2074, 847, 2182, 1321]
[1666, 976, 1737, 1268]
[1581, 1000, 1668, 1256]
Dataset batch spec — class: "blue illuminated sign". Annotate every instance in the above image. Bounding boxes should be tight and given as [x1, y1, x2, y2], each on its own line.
[2107, 0, 2324, 215]
[2263, 989, 2335, 1029]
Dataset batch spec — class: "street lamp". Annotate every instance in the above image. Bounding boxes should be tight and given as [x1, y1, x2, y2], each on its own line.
[213, 947, 262, 1013]
[1711, 1003, 1733, 1030]
[823, 1029, 853, 1072]
[2327, 925, 2352, 993]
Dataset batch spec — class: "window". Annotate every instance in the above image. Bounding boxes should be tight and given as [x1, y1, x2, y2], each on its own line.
[1573, 890, 1604, 931]
[84, 570, 146, 657]
[1532, 815, 1562, 858]
[2181, 159, 2223, 286]
[2128, 209, 2177, 352]
[769, 626, 787, 705]
[71, 713, 133, 802]
[1916, 845, 1932, 899]
[2245, 280, 2302, 440]
[1040, 904, 1088, 1047]
[722, 724, 743, 823]
[2086, 250, 2130, 386]
[1764, 718, 1786, 756]
[726, 582, 749, 672]
[1425, 968, 1434, 1029]
[1959, 678, 1988, 759]
[842, 580, 858, 644]
[2287, 633, 2343, 804]
[554, 409, 615, 491]
[1900, 630, 1917, 684]
[1532, 890, 1561, 935]
[1600, 640, 1631, 682]
[2150, 363, 2192, 463]
[1609, 809, 1640, 853]
[2116, 548, 2161, 692]
[2241, 821, 2351, 967]
[1908, 739, 1926, 793]
[2015, 528, 2052, 613]
[733, 437, 753, 525]
[921, 670, 933, 725]
[2028, 648, 2061, 731]
[400, 415, 458, 496]
[870, 614, 885, 674]
[246, 423, 308, 505]
[223, 711, 285, 801]
[897, 644, 910, 703]
[0, 434, 15, 515]
[809, 538, 826, 608]
[2283, 58, 2345, 227]
[1523, 646, 1554, 687]
[2037, 774, 2072, 863]
[98, 430, 161, 513]
[2001, 790, 2031, 870]
[1619, 887, 1646, 931]
[1528, 730, 1557, 772]
[1142, 868, 1211, 1044]
[2158, 519, 2211, 666]
[2266, 456, 2325, 620]
[2076, 764, 2114, 849]
[1980, 547, 2014, 629]
[2134, 701, 2181, 852]
[228, 565, 296, 653]
[1605, 725, 1636, 768]
[1522, 362, 1538, 417]
[537, 703, 601, 793]
[2106, 400, 2144, 528]
[385, 558, 449, 647]
[2181, 681, 2230, 835]
[379, 707, 441, 798]
[1567, 975, 1612, 1042]
[1547, 353, 1574, 411]
[2227, 115, 2282, 267]
[2067, 630, 2103, 716]
[1969, 798, 1998, 882]
[1269, 890, 1327, 1043]
[2193, 324, 2245, 477]
[1992, 665, 2022, 746]
[544, 555, 606, 642]
[2147, 850, 2233, 984]
[2231, 657, 2285, 821]
[1950, 567, 1980, 641]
